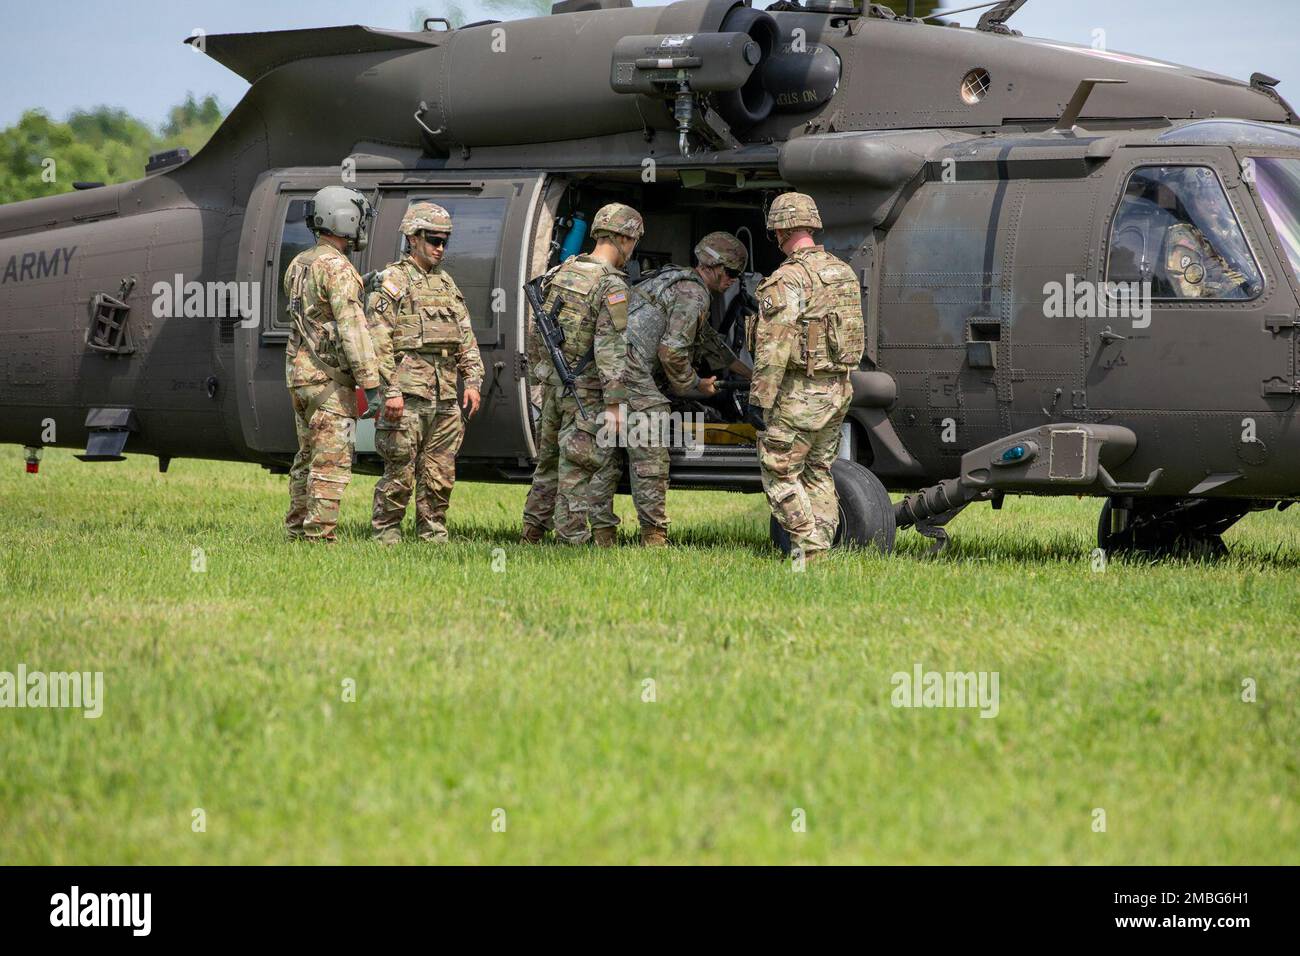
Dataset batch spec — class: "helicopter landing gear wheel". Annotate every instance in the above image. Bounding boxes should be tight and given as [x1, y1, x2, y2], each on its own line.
[769, 460, 896, 556]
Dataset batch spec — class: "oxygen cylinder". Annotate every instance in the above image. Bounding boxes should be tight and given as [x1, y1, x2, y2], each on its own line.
[560, 212, 589, 260]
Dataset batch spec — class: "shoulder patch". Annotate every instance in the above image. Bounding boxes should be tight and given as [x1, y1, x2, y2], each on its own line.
[607, 290, 627, 306]
[381, 273, 404, 300]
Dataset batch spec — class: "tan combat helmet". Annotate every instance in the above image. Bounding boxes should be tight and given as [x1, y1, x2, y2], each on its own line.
[590, 202, 644, 240]
[401, 201, 453, 236]
[766, 192, 823, 231]
[695, 231, 748, 271]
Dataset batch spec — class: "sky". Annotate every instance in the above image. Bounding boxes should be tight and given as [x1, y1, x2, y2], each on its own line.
[2, 0, 1297, 129]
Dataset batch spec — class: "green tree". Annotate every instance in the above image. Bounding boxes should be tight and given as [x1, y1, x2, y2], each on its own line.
[0, 94, 227, 205]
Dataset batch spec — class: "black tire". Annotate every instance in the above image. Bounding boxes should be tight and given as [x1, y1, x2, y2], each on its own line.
[769, 459, 896, 555]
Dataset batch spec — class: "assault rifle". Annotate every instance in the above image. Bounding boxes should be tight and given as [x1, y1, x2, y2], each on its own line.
[524, 276, 590, 421]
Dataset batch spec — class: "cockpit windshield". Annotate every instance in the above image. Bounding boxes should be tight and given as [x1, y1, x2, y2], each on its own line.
[1107, 165, 1262, 300]
[1250, 157, 1300, 286]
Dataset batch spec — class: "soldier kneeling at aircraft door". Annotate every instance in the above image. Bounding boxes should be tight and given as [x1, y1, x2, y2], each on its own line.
[586, 231, 754, 547]
[749, 192, 865, 562]
[366, 203, 484, 544]
[283, 185, 383, 543]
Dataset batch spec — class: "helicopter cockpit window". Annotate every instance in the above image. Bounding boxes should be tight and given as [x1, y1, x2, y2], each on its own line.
[1250, 157, 1300, 286]
[1106, 165, 1261, 301]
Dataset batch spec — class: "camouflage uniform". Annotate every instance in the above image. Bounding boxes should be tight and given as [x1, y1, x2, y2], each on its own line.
[751, 194, 864, 557]
[588, 232, 748, 538]
[527, 202, 641, 545]
[1163, 223, 1250, 298]
[367, 203, 483, 543]
[284, 238, 381, 541]
[520, 359, 568, 538]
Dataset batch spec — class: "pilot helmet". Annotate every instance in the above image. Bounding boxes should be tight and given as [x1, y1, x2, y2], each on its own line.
[306, 185, 374, 250]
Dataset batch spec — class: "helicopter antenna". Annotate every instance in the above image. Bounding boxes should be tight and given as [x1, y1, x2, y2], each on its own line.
[1052, 78, 1127, 132]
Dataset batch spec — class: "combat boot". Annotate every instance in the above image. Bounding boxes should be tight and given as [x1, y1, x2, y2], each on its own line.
[520, 523, 546, 544]
[640, 527, 668, 548]
[592, 527, 619, 548]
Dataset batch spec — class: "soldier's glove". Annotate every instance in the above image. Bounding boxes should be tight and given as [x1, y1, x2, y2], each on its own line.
[745, 403, 767, 431]
[360, 387, 382, 420]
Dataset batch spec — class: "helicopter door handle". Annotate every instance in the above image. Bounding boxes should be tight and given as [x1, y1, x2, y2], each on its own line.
[1098, 326, 1128, 344]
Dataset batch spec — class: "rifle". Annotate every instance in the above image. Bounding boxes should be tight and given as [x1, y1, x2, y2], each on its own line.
[523, 276, 590, 421]
[712, 379, 752, 392]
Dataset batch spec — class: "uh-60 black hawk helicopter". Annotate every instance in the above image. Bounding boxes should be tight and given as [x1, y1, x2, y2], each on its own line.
[2, 0, 1298, 558]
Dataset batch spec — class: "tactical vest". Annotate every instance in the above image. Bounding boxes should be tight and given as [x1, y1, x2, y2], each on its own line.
[543, 255, 617, 369]
[619, 265, 708, 408]
[782, 248, 865, 374]
[385, 264, 464, 358]
[627, 265, 706, 352]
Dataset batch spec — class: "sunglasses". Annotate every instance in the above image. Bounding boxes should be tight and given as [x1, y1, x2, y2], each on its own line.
[420, 234, 449, 249]
[722, 266, 743, 279]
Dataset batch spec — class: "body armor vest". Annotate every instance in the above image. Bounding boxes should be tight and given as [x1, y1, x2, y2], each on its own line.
[387, 265, 463, 357]
[543, 255, 617, 368]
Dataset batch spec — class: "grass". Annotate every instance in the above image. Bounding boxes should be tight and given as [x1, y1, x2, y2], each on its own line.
[0, 445, 1296, 864]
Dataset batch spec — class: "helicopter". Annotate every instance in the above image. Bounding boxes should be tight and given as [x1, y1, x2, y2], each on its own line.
[2, 0, 1297, 558]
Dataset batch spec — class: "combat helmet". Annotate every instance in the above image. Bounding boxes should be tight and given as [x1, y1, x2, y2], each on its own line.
[590, 202, 644, 241]
[306, 185, 374, 250]
[766, 192, 823, 231]
[695, 231, 748, 271]
[401, 202, 453, 237]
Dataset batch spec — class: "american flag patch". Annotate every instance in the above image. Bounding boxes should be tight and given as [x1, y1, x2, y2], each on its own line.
[607, 290, 627, 305]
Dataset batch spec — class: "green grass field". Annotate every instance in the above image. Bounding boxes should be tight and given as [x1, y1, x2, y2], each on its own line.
[1, 445, 1296, 864]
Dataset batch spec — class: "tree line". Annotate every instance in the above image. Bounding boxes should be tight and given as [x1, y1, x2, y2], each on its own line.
[0, 93, 226, 205]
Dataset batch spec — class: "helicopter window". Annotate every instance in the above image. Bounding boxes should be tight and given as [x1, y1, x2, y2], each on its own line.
[1106, 165, 1261, 301]
[1250, 157, 1300, 286]
[270, 198, 318, 331]
[1159, 120, 1300, 148]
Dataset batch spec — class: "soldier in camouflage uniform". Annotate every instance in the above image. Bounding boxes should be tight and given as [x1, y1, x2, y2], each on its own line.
[366, 202, 484, 544]
[586, 231, 751, 546]
[1161, 174, 1254, 298]
[749, 193, 864, 561]
[284, 185, 382, 542]
[521, 202, 642, 546]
